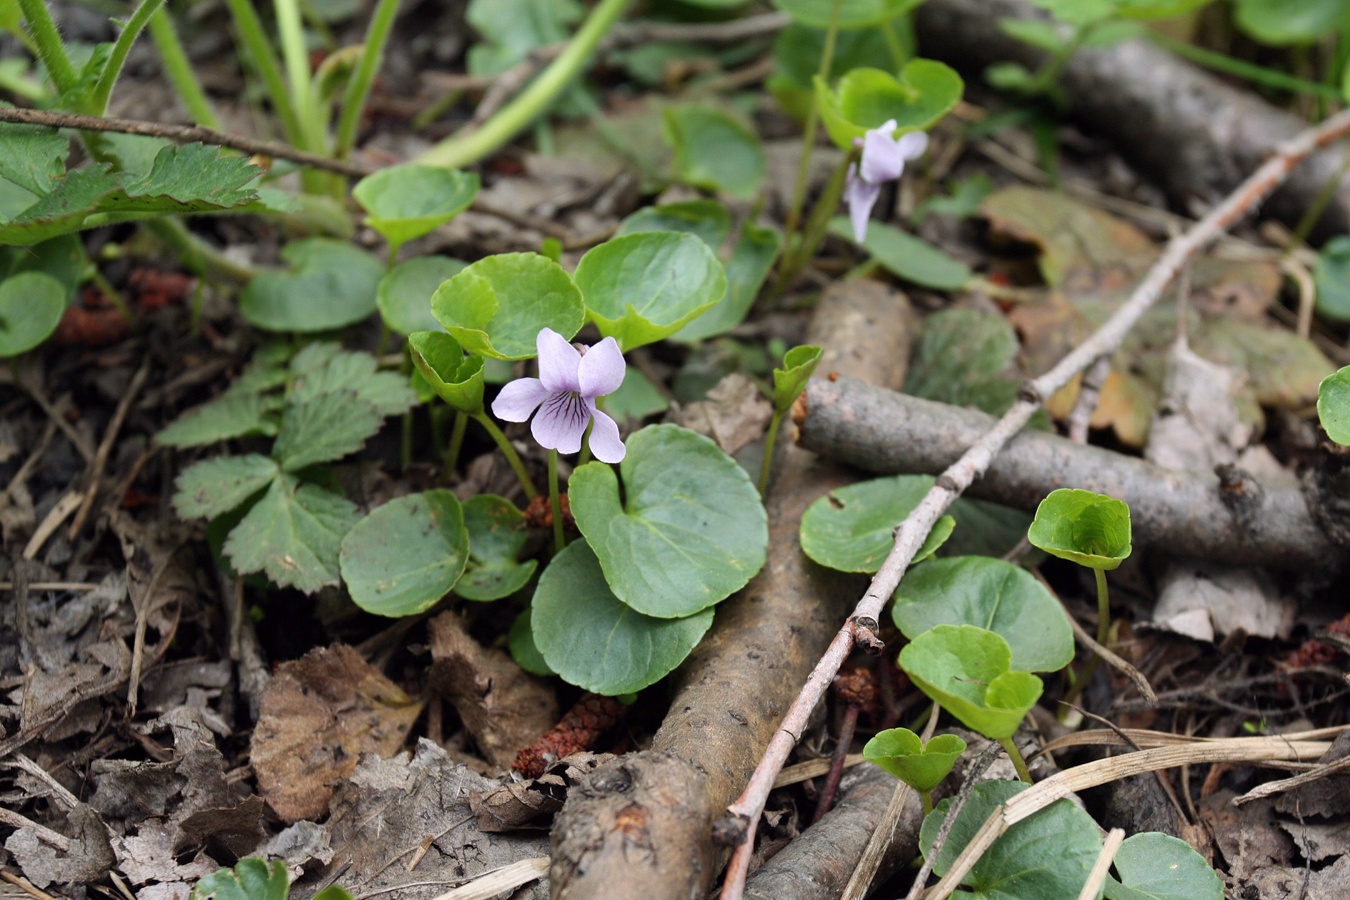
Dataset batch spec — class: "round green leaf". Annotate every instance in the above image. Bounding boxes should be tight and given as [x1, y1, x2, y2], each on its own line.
[662, 104, 766, 201]
[898, 625, 1042, 740]
[1104, 832, 1224, 900]
[430, 252, 585, 359]
[921, 779, 1102, 900]
[569, 424, 767, 618]
[894, 556, 1074, 673]
[773, 0, 924, 29]
[772, 344, 823, 412]
[456, 494, 537, 601]
[378, 256, 466, 335]
[353, 164, 479, 249]
[339, 490, 469, 617]
[1313, 235, 1350, 324]
[1028, 488, 1132, 570]
[575, 232, 727, 352]
[241, 238, 383, 332]
[0, 271, 66, 356]
[1318, 366, 1350, 445]
[531, 540, 714, 695]
[829, 218, 973, 290]
[616, 200, 732, 249]
[862, 728, 966, 792]
[815, 61, 963, 150]
[673, 219, 781, 343]
[509, 607, 554, 676]
[802, 475, 973, 573]
[408, 331, 485, 415]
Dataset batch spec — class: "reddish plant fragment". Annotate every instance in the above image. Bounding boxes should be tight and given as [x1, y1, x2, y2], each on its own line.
[513, 693, 627, 779]
[523, 492, 573, 530]
[1287, 614, 1350, 670]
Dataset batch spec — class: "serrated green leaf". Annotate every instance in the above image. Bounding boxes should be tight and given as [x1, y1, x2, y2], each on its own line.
[288, 343, 417, 417]
[1028, 488, 1132, 570]
[408, 331, 484, 415]
[456, 494, 537, 601]
[1103, 832, 1224, 900]
[273, 390, 382, 472]
[830, 218, 973, 290]
[570, 424, 767, 618]
[898, 625, 1042, 740]
[893, 556, 1075, 673]
[921, 780, 1102, 900]
[191, 858, 290, 900]
[772, 344, 822, 412]
[431, 252, 585, 359]
[531, 539, 714, 695]
[0, 122, 68, 195]
[1318, 366, 1350, 445]
[863, 728, 966, 792]
[173, 454, 280, 520]
[663, 104, 766, 200]
[224, 475, 359, 593]
[772, 0, 924, 28]
[353, 164, 479, 250]
[156, 390, 282, 447]
[815, 62, 963, 151]
[340, 491, 470, 616]
[377, 255, 465, 335]
[0, 270, 65, 356]
[575, 232, 727, 352]
[240, 239, 383, 332]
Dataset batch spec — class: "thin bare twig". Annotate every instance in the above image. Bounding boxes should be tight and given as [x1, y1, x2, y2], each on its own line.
[716, 106, 1350, 900]
[69, 360, 151, 539]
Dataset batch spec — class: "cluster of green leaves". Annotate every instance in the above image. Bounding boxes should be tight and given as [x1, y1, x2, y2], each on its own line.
[164, 342, 417, 592]
[192, 857, 352, 900]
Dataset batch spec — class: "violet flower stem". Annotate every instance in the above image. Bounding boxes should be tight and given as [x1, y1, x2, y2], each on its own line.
[445, 411, 468, 476]
[548, 449, 565, 556]
[998, 735, 1034, 785]
[1094, 567, 1111, 650]
[474, 413, 539, 499]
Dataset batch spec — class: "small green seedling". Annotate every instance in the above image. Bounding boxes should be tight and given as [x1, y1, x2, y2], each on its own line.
[1028, 488, 1131, 650]
[897, 624, 1043, 782]
[759, 343, 823, 494]
[1317, 365, 1350, 446]
[862, 727, 966, 814]
[192, 857, 352, 900]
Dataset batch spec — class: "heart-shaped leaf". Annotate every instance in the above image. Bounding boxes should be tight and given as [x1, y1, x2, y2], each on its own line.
[1028, 488, 1132, 571]
[898, 625, 1042, 740]
[340, 491, 469, 617]
[921, 779, 1102, 900]
[378, 255, 466, 335]
[829, 218, 972, 290]
[662, 104, 766, 200]
[508, 607, 554, 676]
[1318, 366, 1350, 445]
[616, 200, 732, 248]
[0, 271, 66, 356]
[575, 232, 727, 352]
[772, 344, 823, 412]
[673, 220, 781, 343]
[815, 61, 963, 150]
[408, 331, 485, 415]
[430, 252, 584, 359]
[531, 539, 714, 695]
[893, 556, 1075, 673]
[240, 238, 383, 332]
[863, 728, 966, 792]
[772, 0, 924, 29]
[1103, 832, 1224, 900]
[569, 424, 767, 618]
[352, 164, 478, 251]
[456, 494, 538, 601]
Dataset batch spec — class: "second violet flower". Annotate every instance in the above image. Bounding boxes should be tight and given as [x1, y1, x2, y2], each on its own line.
[492, 327, 627, 463]
[845, 119, 929, 243]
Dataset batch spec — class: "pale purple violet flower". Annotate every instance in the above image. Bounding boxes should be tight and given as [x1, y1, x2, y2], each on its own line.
[491, 328, 627, 463]
[845, 120, 929, 242]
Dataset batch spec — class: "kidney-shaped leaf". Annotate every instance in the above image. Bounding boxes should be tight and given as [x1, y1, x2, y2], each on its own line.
[340, 491, 469, 617]
[431, 252, 584, 359]
[893, 556, 1075, 673]
[378, 255, 466, 335]
[241, 238, 383, 332]
[816, 61, 963, 150]
[662, 105, 766, 200]
[921, 779, 1102, 900]
[1028, 488, 1132, 571]
[408, 331, 485, 415]
[456, 494, 538, 601]
[773, 0, 924, 28]
[772, 344, 823, 412]
[532, 540, 714, 695]
[353, 164, 478, 250]
[898, 625, 1042, 740]
[0, 271, 66, 356]
[1319, 366, 1350, 445]
[575, 232, 726, 352]
[674, 220, 781, 343]
[569, 424, 767, 618]
[1103, 832, 1224, 900]
[863, 728, 966, 792]
[616, 199, 732, 248]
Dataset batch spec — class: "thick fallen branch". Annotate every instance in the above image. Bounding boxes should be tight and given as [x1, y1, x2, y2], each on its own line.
[717, 106, 1350, 900]
[915, 0, 1350, 239]
[794, 379, 1336, 570]
[548, 280, 917, 900]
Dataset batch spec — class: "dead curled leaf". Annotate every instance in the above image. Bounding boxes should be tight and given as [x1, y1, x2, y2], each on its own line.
[250, 644, 424, 823]
[471, 752, 616, 832]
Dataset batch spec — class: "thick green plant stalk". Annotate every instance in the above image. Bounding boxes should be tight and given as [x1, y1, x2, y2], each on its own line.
[17, 0, 79, 96]
[273, 0, 330, 193]
[418, 0, 633, 169]
[147, 7, 223, 129]
[89, 0, 168, 115]
[998, 736, 1033, 784]
[333, 0, 402, 162]
[223, 0, 304, 149]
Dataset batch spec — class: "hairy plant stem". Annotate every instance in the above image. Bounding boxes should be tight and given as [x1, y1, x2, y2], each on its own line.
[998, 735, 1033, 784]
[147, 8, 222, 129]
[474, 414, 539, 499]
[418, 0, 633, 169]
[548, 449, 565, 556]
[17, 0, 78, 96]
[90, 0, 168, 115]
[333, 0, 401, 163]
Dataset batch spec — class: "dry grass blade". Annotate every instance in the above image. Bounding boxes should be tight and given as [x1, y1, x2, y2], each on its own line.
[425, 857, 549, 900]
[1077, 828, 1125, 900]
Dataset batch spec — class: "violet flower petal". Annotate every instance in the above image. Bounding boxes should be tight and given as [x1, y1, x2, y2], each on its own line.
[536, 328, 582, 393]
[897, 131, 929, 162]
[586, 404, 626, 463]
[846, 173, 881, 243]
[859, 119, 905, 184]
[578, 336, 626, 399]
[531, 390, 589, 454]
[491, 377, 550, 422]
